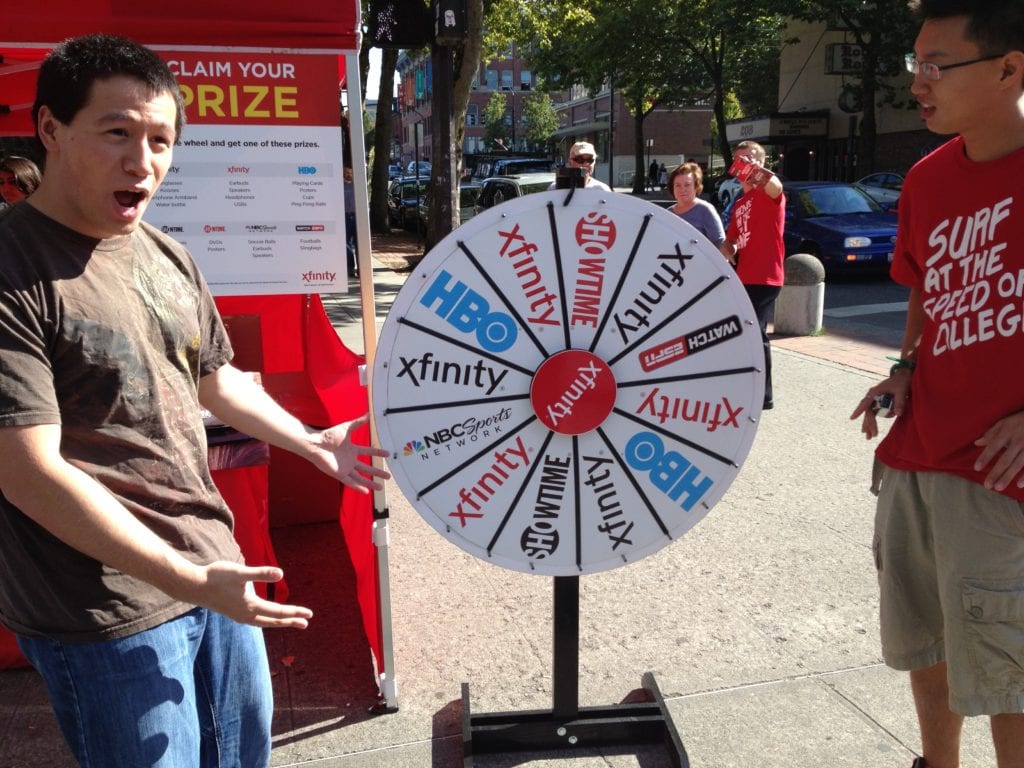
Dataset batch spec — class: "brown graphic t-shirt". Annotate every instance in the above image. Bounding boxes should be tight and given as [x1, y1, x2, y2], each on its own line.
[0, 203, 239, 641]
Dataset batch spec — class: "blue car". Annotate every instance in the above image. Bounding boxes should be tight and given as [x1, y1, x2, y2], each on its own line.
[782, 181, 898, 273]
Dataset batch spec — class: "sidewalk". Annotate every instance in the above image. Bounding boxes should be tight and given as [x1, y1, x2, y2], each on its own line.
[0, 229, 1000, 768]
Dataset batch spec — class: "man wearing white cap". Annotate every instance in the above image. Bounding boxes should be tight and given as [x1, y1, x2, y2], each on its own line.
[553, 141, 612, 191]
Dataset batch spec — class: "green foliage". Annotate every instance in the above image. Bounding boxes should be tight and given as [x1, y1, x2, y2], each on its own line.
[520, 92, 560, 149]
[505, 0, 790, 168]
[791, 1, 917, 106]
[790, 1, 919, 170]
[483, 92, 511, 150]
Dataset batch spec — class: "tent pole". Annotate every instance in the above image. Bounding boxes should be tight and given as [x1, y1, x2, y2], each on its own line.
[344, 47, 399, 712]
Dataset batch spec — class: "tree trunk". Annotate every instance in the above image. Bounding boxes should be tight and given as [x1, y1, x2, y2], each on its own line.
[370, 47, 399, 233]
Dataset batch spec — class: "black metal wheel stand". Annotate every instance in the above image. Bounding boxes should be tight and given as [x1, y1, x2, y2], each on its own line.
[461, 575, 688, 767]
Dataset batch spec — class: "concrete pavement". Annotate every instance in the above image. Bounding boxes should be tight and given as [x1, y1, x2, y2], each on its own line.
[0, 230, 999, 768]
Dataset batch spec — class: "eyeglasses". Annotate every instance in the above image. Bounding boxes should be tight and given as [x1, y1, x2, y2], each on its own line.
[904, 52, 1005, 81]
[571, 155, 595, 164]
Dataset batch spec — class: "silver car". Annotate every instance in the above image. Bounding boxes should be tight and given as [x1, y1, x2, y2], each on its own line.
[853, 172, 903, 207]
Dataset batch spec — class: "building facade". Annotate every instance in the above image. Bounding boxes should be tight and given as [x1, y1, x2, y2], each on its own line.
[396, 46, 713, 186]
[725, 18, 941, 181]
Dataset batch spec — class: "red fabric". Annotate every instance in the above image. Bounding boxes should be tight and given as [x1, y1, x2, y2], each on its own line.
[337, 420, 381, 673]
[212, 465, 290, 602]
[214, 294, 383, 671]
[0, 1, 357, 51]
[876, 137, 1024, 499]
[0, 628, 28, 669]
[0, 0, 357, 136]
[0, 49, 45, 136]
[727, 188, 786, 287]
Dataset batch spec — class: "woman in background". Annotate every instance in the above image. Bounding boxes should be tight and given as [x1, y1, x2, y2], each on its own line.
[0, 156, 42, 205]
[666, 162, 733, 264]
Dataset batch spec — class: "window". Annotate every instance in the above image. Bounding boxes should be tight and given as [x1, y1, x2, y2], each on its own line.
[485, 69, 498, 90]
[520, 70, 532, 91]
[466, 104, 478, 127]
[501, 70, 513, 91]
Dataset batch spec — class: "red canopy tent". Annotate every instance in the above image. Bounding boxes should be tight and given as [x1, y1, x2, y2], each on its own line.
[0, 1, 398, 709]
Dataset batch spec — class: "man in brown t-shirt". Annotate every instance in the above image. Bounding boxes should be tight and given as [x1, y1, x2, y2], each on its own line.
[0, 34, 389, 767]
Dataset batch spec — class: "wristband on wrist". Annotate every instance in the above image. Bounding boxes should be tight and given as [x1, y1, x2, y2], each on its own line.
[886, 355, 915, 376]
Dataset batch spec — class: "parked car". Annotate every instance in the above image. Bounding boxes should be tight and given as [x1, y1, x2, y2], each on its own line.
[473, 173, 557, 215]
[853, 171, 903, 207]
[387, 176, 429, 231]
[717, 176, 743, 212]
[416, 182, 482, 232]
[782, 181, 898, 273]
[490, 157, 553, 176]
[405, 161, 431, 177]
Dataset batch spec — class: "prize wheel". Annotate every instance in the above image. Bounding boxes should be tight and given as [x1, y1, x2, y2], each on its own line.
[372, 189, 764, 576]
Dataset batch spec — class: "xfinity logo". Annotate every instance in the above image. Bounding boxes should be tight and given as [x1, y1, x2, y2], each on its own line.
[302, 270, 336, 283]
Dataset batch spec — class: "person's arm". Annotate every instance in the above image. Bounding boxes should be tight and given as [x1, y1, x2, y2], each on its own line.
[850, 286, 923, 438]
[719, 238, 737, 266]
[761, 173, 783, 200]
[197, 363, 390, 493]
[0, 423, 312, 628]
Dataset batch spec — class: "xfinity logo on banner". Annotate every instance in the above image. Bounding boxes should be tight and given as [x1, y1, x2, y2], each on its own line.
[302, 270, 336, 284]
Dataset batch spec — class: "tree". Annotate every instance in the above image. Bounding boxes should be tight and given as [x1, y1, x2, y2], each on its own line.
[520, 91, 560, 152]
[501, 0, 786, 193]
[509, 0, 688, 193]
[661, 0, 792, 171]
[790, 1, 918, 173]
[368, 48, 399, 233]
[483, 91, 511, 151]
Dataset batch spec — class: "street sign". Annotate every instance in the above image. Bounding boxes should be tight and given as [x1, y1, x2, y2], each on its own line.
[372, 190, 764, 575]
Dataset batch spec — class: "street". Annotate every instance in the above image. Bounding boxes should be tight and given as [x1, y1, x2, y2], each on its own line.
[821, 273, 910, 349]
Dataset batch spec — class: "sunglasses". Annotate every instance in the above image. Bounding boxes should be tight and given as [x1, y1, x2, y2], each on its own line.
[571, 155, 595, 164]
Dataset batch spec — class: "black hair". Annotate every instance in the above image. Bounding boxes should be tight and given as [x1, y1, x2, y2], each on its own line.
[908, 0, 1024, 57]
[32, 34, 185, 143]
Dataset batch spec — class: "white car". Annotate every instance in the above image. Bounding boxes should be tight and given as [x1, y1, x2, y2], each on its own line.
[717, 177, 743, 211]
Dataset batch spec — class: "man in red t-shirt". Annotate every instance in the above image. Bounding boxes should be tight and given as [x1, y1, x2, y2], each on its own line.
[724, 140, 785, 410]
[851, 2, 1024, 766]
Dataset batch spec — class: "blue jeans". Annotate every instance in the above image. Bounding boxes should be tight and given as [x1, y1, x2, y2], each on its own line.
[17, 607, 272, 768]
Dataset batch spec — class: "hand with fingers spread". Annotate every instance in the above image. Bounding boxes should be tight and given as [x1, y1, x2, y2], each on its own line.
[307, 415, 391, 493]
[196, 562, 314, 629]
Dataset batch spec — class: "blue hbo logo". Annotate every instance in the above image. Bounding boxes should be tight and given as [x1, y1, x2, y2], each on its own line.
[419, 270, 518, 353]
[624, 432, 713, 512]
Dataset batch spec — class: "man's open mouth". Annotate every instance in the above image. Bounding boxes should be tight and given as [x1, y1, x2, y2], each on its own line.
[114, 190, 146, 208]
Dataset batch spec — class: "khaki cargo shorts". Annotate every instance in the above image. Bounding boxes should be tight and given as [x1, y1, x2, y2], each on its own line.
[874, 467, 1024, 716]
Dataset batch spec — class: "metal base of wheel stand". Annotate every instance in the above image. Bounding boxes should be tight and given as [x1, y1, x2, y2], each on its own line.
[461, 576, 688, 767]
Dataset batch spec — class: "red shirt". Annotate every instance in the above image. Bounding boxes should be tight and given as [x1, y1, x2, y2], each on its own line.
[727, 186, 786, 286]
[876, 137, 1024, 499]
